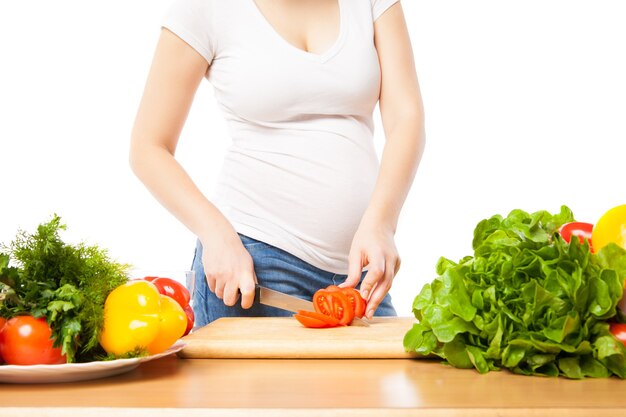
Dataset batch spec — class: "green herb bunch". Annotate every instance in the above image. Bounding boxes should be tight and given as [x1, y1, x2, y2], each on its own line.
[404, 206, 626, 379]
[0, 215, 129, 362]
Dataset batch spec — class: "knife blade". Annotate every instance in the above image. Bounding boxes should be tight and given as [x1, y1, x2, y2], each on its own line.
[252, 284, 370, 327]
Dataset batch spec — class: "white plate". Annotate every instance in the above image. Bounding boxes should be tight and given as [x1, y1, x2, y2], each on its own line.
[0, 341, 185, 384]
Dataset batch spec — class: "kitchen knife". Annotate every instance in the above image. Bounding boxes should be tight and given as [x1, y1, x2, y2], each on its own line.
[250, 284, 370, 327]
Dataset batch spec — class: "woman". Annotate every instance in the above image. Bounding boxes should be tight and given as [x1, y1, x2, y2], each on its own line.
[130, 0, 425, 327]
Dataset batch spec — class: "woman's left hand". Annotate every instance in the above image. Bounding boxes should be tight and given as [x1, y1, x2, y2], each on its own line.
[340, 222, 401, 319]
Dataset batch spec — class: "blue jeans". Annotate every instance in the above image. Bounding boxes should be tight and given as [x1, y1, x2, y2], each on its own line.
[190, 234, 397, 327]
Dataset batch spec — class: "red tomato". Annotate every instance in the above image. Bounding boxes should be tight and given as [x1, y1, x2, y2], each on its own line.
[183, 305, 195, 336]
[610, 323, 626, 347]
[0, 316, 66, 365]
[340, 288, 367, 319]
[324, 285, 367, 319]
[294, 310, 340, 328]
[151, 277, 191, 309]
[0, 317, 6, 364]
[313, 289, 354, 326]
[559, 222, 594, 252]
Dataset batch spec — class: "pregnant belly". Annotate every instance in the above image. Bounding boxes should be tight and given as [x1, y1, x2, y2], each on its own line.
[215, 144, 378, 252]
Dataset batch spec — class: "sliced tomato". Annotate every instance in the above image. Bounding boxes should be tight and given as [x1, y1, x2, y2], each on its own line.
[313, 289, 354, 326]
[610, 323, 626, 347]
[294, 310, 340, 328]
[559, 222, 594, 252]
[340, 288, 367, 319]
[324, 285, 367, 319]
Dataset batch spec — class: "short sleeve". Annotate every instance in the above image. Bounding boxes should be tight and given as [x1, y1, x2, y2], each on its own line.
[161, 0, 216, 64]
[370, 0, 400, 21]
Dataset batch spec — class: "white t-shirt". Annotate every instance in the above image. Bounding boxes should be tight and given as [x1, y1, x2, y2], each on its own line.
[162, 0, 400, 274]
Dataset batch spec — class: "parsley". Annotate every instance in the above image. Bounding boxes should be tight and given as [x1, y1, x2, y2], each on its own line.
[0, 215, 130, 363]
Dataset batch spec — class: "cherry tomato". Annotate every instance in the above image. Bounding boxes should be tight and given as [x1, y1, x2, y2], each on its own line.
[313, 289, 354, 326]
[592, 205, 626, 252]
[559, 222, 594, 252]
[151, 277, 191, 310]
[610, 323, 626, 347]
[0, 316, 66, 365]
[183, 305, 195, 336]
[294, 310, 340, 328]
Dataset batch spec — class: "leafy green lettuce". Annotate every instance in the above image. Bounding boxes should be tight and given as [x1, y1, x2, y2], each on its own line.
[404, 206, 626, 378]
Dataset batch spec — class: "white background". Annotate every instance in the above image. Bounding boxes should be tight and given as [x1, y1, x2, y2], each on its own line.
[1, 0, 625, 316]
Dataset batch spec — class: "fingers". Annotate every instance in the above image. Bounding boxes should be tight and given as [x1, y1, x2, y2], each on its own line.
[364, 258, 396, 319]
[203, 255, 257, 309]
[358, 255, 385, 301]
[222, 280, 240, 307]
[239, 273, 257, 309]
[339, 250, 364, 289]
[205, 274, 216, 293]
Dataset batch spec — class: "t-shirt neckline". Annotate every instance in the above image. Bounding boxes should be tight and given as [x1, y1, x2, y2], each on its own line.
[248, 0, 347, 64]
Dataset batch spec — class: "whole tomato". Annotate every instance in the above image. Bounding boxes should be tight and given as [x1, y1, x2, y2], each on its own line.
[0, 317, 6, 364]
[183, 305, 195, 336]
[151, 277, 191, 310]
[0, 316, 66, 365]
[610, 323, 626, 347]
[559, 222, 594, 252]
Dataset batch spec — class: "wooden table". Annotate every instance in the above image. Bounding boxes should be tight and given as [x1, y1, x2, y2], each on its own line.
[1, 354, 626, 416]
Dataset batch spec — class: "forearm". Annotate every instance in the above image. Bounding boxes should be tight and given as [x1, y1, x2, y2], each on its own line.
[361, 117, 425, 232]
[129, 141, 234, 243]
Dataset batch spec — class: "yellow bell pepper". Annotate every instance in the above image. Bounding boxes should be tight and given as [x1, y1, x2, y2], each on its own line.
[592, 205, 626, 251]
[99, 280, 187, 355]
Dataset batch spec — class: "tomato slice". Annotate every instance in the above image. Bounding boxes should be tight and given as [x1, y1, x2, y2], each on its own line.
[610, 322, 626, 347]
[324, 285, 367, 319]
[313, 289, 354, 326]
[559, 222, 594, 252]
[294, 310, 340, 328]
[340, 288, 367, 319]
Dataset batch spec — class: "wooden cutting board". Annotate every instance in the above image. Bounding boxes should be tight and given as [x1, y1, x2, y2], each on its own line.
[178, 316, 423, 359]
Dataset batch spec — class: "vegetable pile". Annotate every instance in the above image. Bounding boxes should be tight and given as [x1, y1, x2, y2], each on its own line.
[0, 215, 129, 363]
[0, 215, 193, 365]
[404, 205, 626, 379]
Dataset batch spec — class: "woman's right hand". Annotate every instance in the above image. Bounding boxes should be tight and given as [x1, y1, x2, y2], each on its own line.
[200, 228, 258, 309]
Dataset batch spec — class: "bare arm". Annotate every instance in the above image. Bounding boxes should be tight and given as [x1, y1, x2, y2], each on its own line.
[342, 3, 426, 318]
[129, 28, 257, 308]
